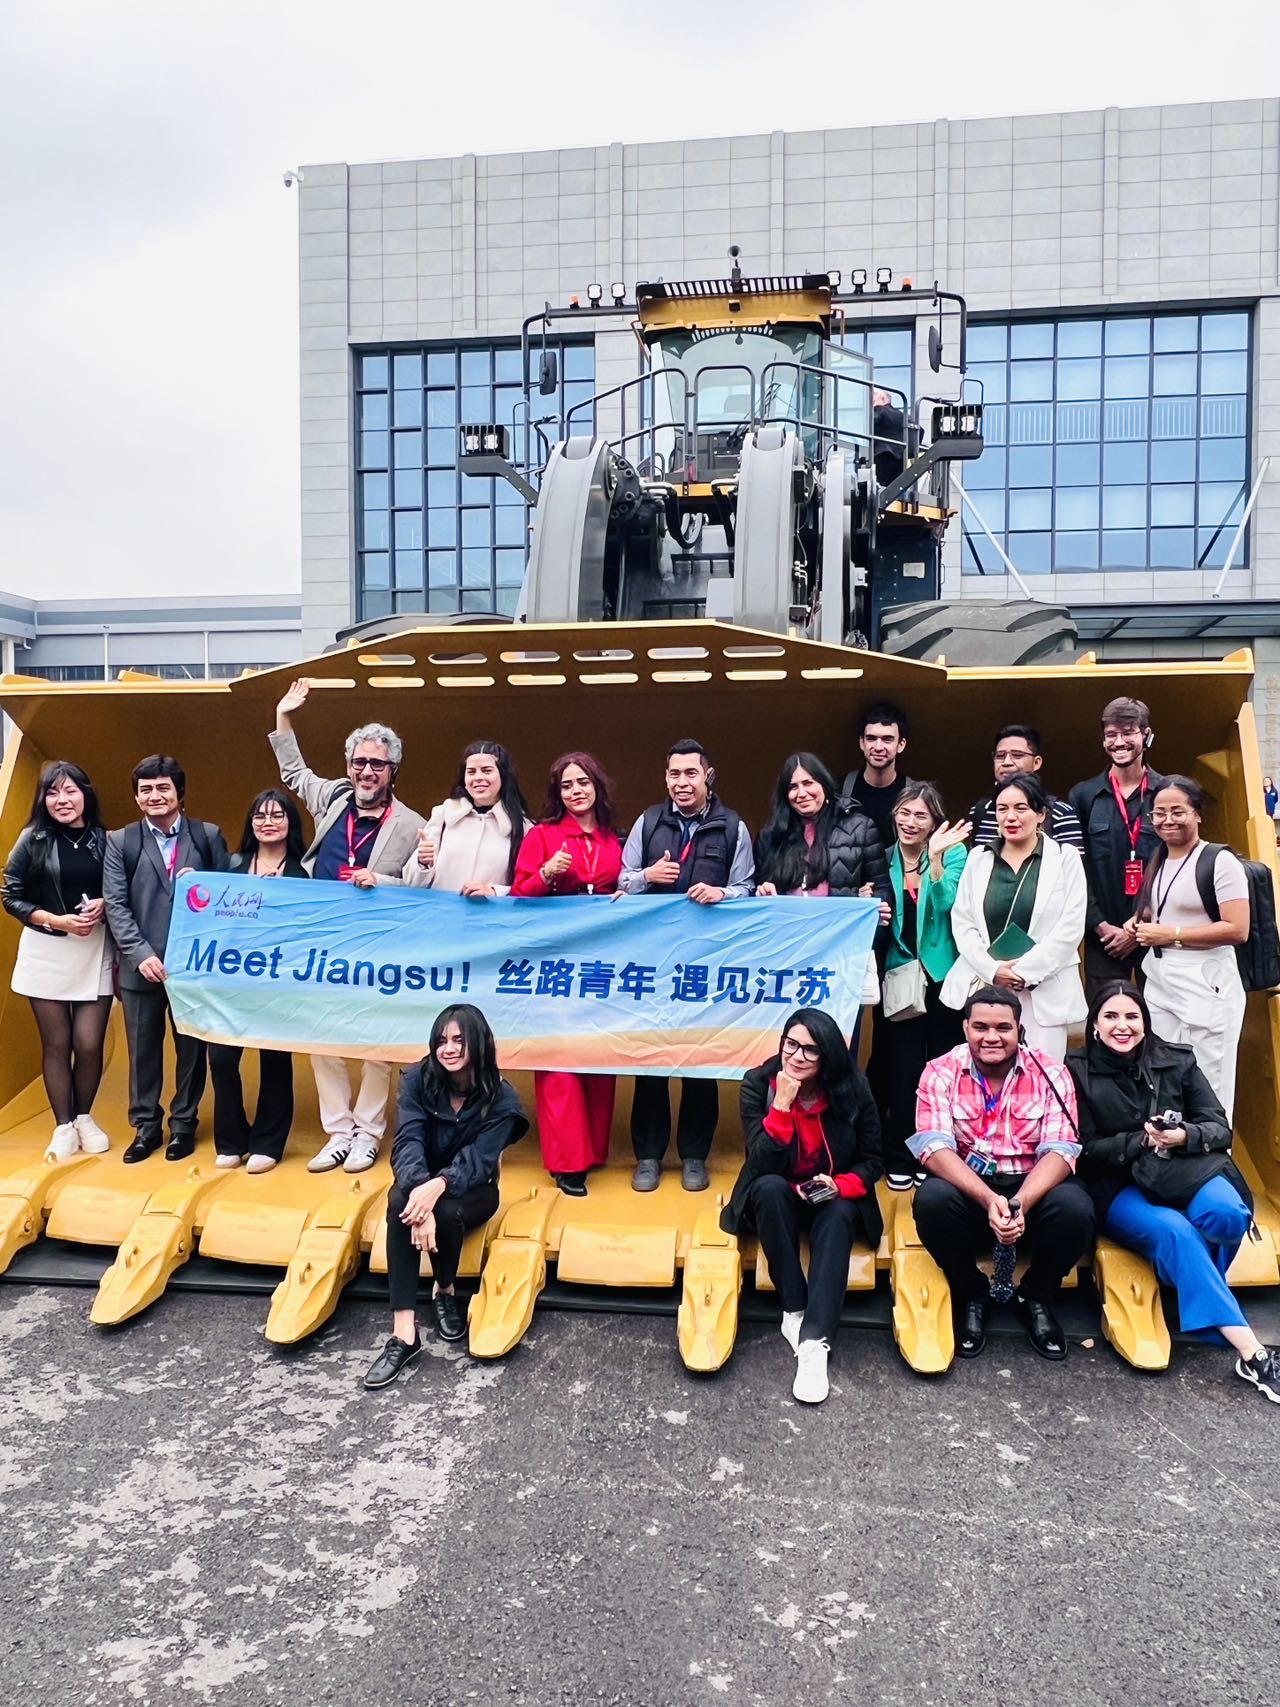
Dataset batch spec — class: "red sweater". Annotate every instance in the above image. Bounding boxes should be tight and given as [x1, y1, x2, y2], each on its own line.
[762, 1087, 867, 1200]
[512, 819, 624, 897]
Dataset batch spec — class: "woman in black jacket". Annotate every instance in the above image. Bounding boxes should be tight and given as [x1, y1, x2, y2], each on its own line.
[721, 1007, 883, 1405]
[1067, 979, 1279, 1403]
[209, 789, 310, 1174]
[753, 752, 890, 904]
[2, 761, 114, 1160]
[364, 1004, 528, 1389]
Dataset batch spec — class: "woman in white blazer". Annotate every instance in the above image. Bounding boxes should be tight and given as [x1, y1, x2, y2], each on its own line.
[942, 773, 1087, 1060]
[404, 740, 535, 896]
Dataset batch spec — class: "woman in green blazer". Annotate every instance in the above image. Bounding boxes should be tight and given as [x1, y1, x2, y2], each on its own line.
[878, 782, 971, 1187]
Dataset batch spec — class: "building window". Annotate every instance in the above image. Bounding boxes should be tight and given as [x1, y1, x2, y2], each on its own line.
[356, 341, 594, 621]
[962, 309, 1250, 575]
[844, 324, 914, 406]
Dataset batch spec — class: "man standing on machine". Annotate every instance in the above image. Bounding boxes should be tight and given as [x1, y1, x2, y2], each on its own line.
[1069, 697, 1166, 1000]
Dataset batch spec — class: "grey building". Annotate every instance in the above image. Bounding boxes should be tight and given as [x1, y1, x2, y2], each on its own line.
[296, 97, 1280, 747]
[0, 592, 301, 681]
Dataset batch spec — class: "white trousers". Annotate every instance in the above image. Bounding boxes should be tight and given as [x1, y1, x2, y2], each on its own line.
[310, 1055, 393, 1141]
[1143, 945, 1245, 1122]
[1020, 1014, 1068, 1061]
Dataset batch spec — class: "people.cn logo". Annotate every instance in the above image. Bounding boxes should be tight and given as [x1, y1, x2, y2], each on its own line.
[186, 885, 212, 912]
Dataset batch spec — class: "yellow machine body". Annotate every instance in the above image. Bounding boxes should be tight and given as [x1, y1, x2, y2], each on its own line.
[1, 620, 1277, 1370]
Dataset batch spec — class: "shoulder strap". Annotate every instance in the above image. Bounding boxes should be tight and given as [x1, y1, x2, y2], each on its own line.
[188, 819, 214, 868]
[1193, 841, 1222, 922]
[122, 822, 144, 883]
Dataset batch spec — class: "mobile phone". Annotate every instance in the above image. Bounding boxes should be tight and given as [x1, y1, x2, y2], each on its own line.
[796, 1178, 837, 1204]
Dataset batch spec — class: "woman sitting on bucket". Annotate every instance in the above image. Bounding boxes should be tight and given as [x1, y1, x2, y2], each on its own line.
[364, 1004, 528, 1390]
[720, 1008, 884, 1405]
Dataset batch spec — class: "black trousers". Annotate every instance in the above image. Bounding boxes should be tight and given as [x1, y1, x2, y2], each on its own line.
[630, 1075, 718, 1162]
[208, 1044, 294, 1161]
[876, 981, 964, 1174]
[746, 1174, 858, 1345]
[385, 1180, 500, 1305]
[121, 983, 207, 1140]
[1083, 932, 1143, 1003]
[913, 1173, 1095, 1306]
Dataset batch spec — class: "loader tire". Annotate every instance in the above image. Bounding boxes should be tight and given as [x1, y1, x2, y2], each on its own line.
[876, 599, 1079, 667]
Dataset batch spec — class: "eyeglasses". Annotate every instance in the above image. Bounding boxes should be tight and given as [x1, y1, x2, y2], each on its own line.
[252, 811, 288, 823]
[995, 750, 1035, 763]
[781, 1037, 820, 1063]
[351, 758, 392, 774]
[1102, 729, 1144, 746]
[1152, 808, 1193, 823]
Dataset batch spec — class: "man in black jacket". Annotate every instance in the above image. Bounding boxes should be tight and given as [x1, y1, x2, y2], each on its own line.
[618, 739, 755, 1193]
[103, 755, 229, 1162]
[1068, 697, 1166, 1000]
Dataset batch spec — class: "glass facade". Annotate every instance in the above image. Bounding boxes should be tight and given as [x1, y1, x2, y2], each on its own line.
[356, 342, 594, 620]
[845, 324, 913, 406]
[962, 309, 1250, 574]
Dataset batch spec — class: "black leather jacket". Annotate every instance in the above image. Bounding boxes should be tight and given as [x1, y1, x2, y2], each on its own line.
[2, 825, 107, 935]
[390, 1066, 529, 1198]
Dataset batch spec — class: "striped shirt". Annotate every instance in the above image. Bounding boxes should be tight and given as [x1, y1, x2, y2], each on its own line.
[971, 794, 1084, 851]
[909, 1043, 1081, 1176]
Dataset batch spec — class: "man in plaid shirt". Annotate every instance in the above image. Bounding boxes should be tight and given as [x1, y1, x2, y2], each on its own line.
[909, 984, 1095, 1361]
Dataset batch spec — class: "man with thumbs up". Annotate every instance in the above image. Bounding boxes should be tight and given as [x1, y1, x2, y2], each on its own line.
[618, 739, 755, 1192]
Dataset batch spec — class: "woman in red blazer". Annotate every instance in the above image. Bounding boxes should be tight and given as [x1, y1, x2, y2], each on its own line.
[512, 752, 624, 1195]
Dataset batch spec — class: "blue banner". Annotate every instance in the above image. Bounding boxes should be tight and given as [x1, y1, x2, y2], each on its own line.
[165, 873, 879, 1079]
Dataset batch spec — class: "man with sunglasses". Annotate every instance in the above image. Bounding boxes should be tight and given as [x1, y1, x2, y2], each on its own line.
[969, 725, 1083, 850]
[1068, 697, 1166, 1000]
[271, 679, 426, 1172]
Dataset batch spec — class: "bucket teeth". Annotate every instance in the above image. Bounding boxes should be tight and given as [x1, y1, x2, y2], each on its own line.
[1093, 1237, 1170, 1370]
[265, 1183, 385, 1345]
[467, 1190, 557, 1359]
[0, 1153, 89, 1274]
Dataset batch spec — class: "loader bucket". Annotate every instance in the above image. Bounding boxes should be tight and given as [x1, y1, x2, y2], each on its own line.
[0, 621, 1276, 1370]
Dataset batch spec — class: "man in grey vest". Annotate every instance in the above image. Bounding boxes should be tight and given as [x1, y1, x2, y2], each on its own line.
[618, 739, 754, 1193]
[271, 679, 426, 1173]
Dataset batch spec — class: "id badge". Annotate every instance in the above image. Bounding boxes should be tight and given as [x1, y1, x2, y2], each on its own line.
[1123, 858, 1144, 897]
[338, 863, 358, 882]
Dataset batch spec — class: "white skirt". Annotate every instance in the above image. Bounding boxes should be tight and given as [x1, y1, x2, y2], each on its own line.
[11, 922, 114, 1002]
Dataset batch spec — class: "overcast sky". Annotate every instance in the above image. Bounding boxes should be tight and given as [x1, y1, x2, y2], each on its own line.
[0, 0, 1273, 601]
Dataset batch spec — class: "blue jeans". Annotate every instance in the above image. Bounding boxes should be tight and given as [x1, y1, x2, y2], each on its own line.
[1105, 1176, 1250, 1341]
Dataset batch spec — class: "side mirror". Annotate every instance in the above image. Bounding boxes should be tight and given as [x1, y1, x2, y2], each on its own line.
[927, 324, 943, 373]
[538, 350, 559, 396]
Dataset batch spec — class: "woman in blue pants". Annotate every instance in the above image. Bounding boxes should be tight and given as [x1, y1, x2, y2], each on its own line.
[1067, 979, 1280, 1403]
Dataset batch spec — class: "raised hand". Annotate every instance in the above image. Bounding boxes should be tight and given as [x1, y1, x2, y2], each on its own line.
[929, 818, 972, 858]
[275, 679, 311, 722]
[416, 826, 438, 868]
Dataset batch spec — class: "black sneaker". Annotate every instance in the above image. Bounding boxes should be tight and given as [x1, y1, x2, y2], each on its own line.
[363, 1334, 421, 1390]
[432, 1291, 468, 1342]
[553, 1171, 589, 1197]
[1236, 1348, 1280, 1403]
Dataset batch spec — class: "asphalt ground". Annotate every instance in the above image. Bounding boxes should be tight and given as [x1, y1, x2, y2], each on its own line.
[2, 1284, 1278, 1707]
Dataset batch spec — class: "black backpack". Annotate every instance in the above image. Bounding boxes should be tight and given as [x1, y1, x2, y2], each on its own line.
[1194, 841, 1280, 993]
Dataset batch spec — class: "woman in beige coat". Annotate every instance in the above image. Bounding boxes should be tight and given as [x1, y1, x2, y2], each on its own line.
[403, 741, 534, 895]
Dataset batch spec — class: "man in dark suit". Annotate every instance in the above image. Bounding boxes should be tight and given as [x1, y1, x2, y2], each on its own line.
[103, 755, 229, 1162]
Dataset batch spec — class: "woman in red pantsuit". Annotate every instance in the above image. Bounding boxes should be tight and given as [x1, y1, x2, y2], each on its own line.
[513, 753, 624, 1196]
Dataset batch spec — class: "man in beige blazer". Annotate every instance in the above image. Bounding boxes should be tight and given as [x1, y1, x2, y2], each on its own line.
[270, 680, 426, 1173]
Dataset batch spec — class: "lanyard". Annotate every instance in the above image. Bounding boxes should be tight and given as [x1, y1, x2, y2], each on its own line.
[347, 803, 390, 867]
[1153, 845, 1197, 920]
[1108, 769, 1148, 855]
[578, 830, 602, 894]
[162, 834, 180, 880]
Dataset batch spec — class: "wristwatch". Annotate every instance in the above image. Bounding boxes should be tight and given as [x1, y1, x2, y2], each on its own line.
[1173, 925, 1184, 948]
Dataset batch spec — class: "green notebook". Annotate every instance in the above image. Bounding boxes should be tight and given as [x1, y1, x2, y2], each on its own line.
[988, 922, 1036, 961]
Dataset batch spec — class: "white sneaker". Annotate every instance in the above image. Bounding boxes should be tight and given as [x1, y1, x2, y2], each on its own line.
[308, 1134, 353, 1173]
[781, 1311, 804, 1354]
[73, 1114, 110, 1154]
[343, 1132, 380, 1173]
[215, 1153, 243, 1170]
[45, 1122, 79, 1163]
[886, 1172, 914, 1192]
[792, 1339, 830, 1404]
[246, 1154, 278, 1175]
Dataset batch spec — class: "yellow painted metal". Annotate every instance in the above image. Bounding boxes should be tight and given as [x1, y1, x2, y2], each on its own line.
[467, 1187, 557, 1359]
[90, 1166, 229, 1326]
[1092, 1236, 1171, 1371]
[677, 1206, 741, 1372]
[1, 623, 1278, 1355]
[265, 1177, 389, 1344]
[636, 288, 831, 336]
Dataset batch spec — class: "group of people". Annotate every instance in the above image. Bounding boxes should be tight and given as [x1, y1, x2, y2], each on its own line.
[4, 687, 1277, 1409]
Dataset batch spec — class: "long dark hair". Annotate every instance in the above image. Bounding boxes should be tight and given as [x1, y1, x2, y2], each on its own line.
[541, 751, 619, 835]
[25, 761, 103, 836]
[754, 753, 839, 891]
[451, 740, 529, 885]
[238, 788, 306, 866]
[422, 1003, 502, 1111]
[769, 1007, 856, 1103]
[1086, 978, 1153, 1060]
[1135, 773, 1207, 924]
